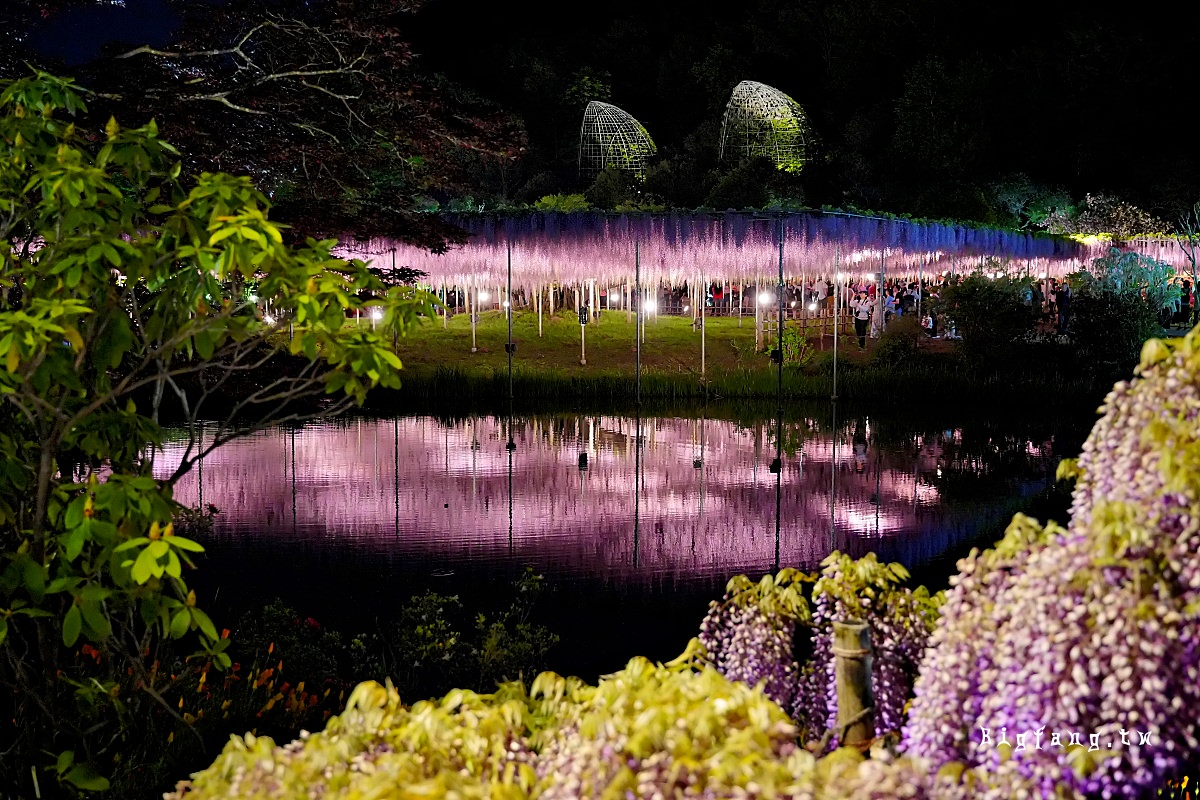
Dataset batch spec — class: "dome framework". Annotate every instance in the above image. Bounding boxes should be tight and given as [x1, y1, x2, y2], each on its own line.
[719, 81, 813, 173]
[578, 101, 657, 178]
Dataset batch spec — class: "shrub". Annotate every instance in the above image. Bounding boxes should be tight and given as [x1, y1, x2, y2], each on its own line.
[933, 269, 1038, 366]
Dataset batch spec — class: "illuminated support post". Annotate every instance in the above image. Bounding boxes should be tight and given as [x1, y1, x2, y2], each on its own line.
[777, 217, 785, 361]
[872, 252, 885, 341]
[469, 280, 477, 353]
[701, 274, 707, 384]
[442, 284, 448, 329]
[506, 242, 514, 399]
[537, 285, 543, 337]
[626, 279, 632, 324]
[916, 257, 923, 349]
[579, 303, 588, 366]
[635, 241, 642, 405]
[832, 250, 840, 402]
[754, 274, 762, 351]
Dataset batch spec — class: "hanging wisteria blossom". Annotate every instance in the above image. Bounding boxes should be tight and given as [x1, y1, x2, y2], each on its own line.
[904, 330, 1200, 798]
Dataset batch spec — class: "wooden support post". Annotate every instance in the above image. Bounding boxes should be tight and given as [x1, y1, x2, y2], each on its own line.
[833, 619, 874, 747]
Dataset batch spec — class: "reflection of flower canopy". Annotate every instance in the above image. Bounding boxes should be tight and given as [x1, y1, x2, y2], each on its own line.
[578, 101, 657, 177]
[720, 81, 813, 173]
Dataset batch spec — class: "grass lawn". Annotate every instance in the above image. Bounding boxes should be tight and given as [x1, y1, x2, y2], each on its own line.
[388, 307, 871, 377]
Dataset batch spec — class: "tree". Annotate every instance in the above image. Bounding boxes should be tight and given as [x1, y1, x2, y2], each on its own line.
[1, 0, 525, 251]
[0, 72, 431, 796]
[1177, 201, 1200, 326]
[1039, 192, 1168, 238]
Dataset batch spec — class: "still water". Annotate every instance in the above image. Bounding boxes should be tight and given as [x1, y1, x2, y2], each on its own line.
[156, 406, 1086, 677]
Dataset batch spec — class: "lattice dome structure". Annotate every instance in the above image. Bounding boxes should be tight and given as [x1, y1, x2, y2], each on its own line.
[578, 101, 657, 177]
[719, 81, 813, 174]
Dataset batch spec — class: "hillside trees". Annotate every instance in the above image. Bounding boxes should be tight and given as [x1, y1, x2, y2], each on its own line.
[0, 72, 431, 795]
[2, 0, 525, 250]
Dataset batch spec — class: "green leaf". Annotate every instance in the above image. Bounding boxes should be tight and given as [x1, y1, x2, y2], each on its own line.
[131, 546, 157, 583]
[63, 604, 82, 646]
[64, 763, 110, 792]
[167, 536, 204, 553]
[63, 523, 87, 561]
[169, 608, 189, 639]
[191, 607, 218, 641]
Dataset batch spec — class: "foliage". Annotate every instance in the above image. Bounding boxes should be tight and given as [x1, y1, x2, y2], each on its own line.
[987, 173, 1072, 230]
[781, 324, 816, 367]
[0, 72, 429, 795]
[348, 569, 559, 702]
[933, 268, 1038, 365]
[1040, 192, 1168, 238]
[168, 646, 1055, 798]
[1075, 248, 1179, 313]
[1065, 249, 1175, 380]
[583, 166, 634, 210]
[872, 313, 921, 364]
[533, 193, 591, 213]
[2, 0, 525, 250]
[702, 156, 776, 210]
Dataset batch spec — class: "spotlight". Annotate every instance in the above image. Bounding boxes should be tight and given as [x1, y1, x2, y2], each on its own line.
[478, 290, 489, 302]
[610, 292, 621, 303]
[502, 300, 510, 308]
[757, 292, 773, 305]
[683, 305, 690, 313]
[644, 299, 658, 312]
[808, 303, 817, 311]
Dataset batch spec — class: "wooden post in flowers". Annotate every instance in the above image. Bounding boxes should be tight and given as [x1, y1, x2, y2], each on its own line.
[832, 619, 874, 747]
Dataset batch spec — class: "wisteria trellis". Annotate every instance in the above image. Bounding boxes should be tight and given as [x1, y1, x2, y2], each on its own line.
[332, 211, 1180, 293]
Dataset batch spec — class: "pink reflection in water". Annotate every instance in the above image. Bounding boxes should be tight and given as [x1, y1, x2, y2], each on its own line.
[157, 415, 1054, 585]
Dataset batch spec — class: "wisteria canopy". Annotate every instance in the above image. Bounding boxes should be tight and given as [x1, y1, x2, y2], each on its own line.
[335, 211, 1180, 292]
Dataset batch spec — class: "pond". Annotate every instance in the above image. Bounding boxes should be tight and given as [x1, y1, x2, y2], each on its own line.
[156, 402, 1091, 680]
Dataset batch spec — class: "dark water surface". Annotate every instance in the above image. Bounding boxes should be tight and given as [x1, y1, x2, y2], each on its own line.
[156, 403, 1090, 680]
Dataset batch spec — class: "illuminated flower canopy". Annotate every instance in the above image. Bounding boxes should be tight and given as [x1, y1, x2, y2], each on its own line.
[578, 101, 657, 177]
[719, 80, 813, 173]
[337, 211, 1100, 292]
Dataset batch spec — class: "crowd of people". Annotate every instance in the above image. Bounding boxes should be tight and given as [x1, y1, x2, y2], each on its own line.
[439, 270, 1200, 346]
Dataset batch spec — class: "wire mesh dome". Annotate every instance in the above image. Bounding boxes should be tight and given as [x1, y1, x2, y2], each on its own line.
[719, 81, 813, 173]
[578, 101, 657, 177]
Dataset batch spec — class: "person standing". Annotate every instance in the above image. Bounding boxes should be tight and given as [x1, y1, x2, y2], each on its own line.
[1055, 280, 1072, 336]
[851, 291, 872, 349]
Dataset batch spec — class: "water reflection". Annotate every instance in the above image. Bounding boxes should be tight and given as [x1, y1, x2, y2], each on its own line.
[159, 411, 1060, 588]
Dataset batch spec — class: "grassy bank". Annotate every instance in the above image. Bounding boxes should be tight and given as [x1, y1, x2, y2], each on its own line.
[373, 307, 1109, 409]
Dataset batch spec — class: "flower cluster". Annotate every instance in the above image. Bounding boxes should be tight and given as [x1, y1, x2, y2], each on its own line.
[698, 557, 940, 746]
[904, 332, 1200, 798]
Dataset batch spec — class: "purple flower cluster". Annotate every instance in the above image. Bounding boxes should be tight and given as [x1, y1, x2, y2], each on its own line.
[904, 338, 1200, 798]
[698, 598, 799, 711]
[698, 561, 939, 746]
